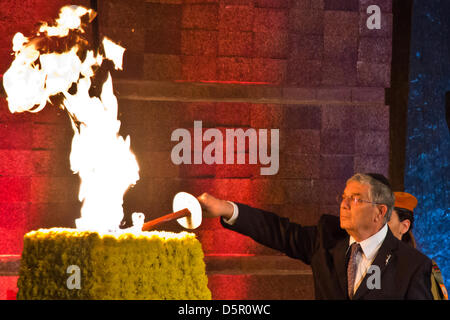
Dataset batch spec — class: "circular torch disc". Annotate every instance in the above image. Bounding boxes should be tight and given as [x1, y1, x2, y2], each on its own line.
[173, 192, 202, 229]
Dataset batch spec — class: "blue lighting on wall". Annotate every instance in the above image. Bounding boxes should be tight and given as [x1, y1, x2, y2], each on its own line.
[406, 0, 450, 291]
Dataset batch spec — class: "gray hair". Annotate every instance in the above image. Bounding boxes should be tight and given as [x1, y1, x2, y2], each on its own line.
[347, 173, 395, 224]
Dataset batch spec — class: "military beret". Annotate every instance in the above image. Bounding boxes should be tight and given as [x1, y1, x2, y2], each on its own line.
[394, 192, 418, 212]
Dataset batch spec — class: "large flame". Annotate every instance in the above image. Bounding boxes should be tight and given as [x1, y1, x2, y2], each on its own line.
[3, 6, 139, 232]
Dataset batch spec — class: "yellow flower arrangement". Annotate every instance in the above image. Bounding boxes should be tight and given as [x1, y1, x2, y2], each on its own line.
[17, 229, 211, 300]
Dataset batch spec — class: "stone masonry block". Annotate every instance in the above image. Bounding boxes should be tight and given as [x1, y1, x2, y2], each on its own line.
[283, 105, 321, 129]
[316, 88, 352, 101]
[146, 2, 182, 31]
[182, 4, 219, 30]
[288, 9, 324, 35]
[355, 130, 389, 155]
[321, 104, 355, 130]
[253, 8, 289, 33]
[28, 202, 80, 230]
[102, 0, 146, 29]
[250, 104, 284, 128]
[286, 58, 322, 86]
[30, 150, 71, 177]
[217, 57, 253, 82]
[358, 37, 392, 63]
[351, 88, 385, 103]
[0, 99, 32, 122]
[320, 155, 354, 179]
[30, 176, 79, 203]
[0, 50, 12, 77]
[281, 129, 321, 154]
[359, 12, 392, 38]
[354, 154, 389, 177]
[117, 99, 151, 125]
[181, 30, 218, 56]
[0, 177, 31, 202]
[0, 202, 28, 230]
[105, 27, 145, 53]
[359, 0, 392, 13]
[291, 0, 325, 9]
[288, 34, 324, 60]
[218, 31, 253, 57]
[182, 0, 217, 3]
[179, 163, 216, 179]
[252, 58, 287, 84]
[312, 179, 347, 205]
[277, 154, 320, 179]
[275, 203, 321, 226]
[179, 178, 217, 199]
[122, 122, 175, 152]
[324, 35, 358, 63]
[218, 4, 254, 32]
[198, 229, 261, 255]
[111, 51, 144, 79]
[282, 87, 317, 101]
[324, 11, 359, 38]
[182, 55, 217, 81]
[282, 179, 314, 204]
[211, 178, 254, 204]
[138, 151, 180, 178]
[215, 102, 251, 126]
[289, 0, 312, 9]
[27, 105, 67, 124]
[324, 0, 359, 11]
[249, 179, 286, 206]
[31, 123, 72, 150]
[182, 102, 217, 127]
[321, 60, 357, 86]
[145, 28, 181, 55]
[356, 61, 391, 87]
[143, 54, 181, 81]
[353, 104, 389, 131]
[215, 164, 260, 179]
[255, 0, 289, 8]
[320, 129, 355, 154]
[0, 226, 26, 254]
[0, 122, 33, 150]
[253, 31, 288, 59]
[0, 150, 33, 176]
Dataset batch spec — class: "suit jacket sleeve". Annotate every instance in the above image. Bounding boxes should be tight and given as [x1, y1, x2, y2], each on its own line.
[221, 203, 318, 265]
[406, 257, 433, 300]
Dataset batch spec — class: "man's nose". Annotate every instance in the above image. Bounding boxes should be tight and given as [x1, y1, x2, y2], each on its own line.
[341, 197, 351, 210]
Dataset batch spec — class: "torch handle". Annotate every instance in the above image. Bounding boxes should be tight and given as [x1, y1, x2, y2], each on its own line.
[142, 208, 191, 231]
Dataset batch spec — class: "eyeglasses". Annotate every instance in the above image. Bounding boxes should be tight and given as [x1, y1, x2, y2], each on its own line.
[336, 194, 383, 206]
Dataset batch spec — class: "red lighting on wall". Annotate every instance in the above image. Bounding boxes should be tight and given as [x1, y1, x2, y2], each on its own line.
[207, 274, 250, 300]
[174, 80, 272, 85]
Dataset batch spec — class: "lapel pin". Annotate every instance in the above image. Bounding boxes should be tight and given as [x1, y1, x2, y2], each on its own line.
[385, 254, 392, 266]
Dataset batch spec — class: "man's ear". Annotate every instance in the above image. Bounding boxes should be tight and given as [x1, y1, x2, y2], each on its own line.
[376, 204, 388, 222]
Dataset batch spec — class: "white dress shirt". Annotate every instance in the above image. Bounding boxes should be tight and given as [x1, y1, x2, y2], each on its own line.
[348, 223, 388, 294]
[223, 201, 239, 225]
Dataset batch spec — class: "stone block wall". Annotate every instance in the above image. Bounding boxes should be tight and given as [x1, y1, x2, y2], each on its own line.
[0, 0, 393, 299]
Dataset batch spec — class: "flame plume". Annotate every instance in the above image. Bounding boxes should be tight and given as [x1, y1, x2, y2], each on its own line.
[3, 6, 140, 232]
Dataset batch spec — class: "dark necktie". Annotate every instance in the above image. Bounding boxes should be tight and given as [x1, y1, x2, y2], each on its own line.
[347, 242, 362, 299]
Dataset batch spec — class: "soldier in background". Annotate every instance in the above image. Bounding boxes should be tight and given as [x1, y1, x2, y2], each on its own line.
[388, 192, 448, 300]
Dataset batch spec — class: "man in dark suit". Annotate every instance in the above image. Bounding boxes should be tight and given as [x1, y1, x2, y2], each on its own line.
[197, 173, 433, 300]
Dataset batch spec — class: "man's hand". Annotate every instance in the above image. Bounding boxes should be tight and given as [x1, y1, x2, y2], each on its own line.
[197, 193, 234, 220]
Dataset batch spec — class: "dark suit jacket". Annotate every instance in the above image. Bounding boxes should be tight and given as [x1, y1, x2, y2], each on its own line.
[221, 203, 433, 300]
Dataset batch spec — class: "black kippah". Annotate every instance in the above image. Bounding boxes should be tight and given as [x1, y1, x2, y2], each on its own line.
[365, 173, 392, 189]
